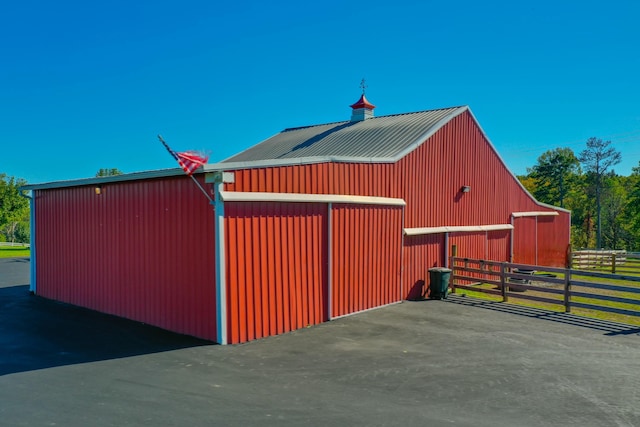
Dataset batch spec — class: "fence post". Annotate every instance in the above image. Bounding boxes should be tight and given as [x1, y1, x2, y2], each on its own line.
[612, 252, 617, 274]
[500, 262, 508, 303]
[568, 249, 573, 269]
[564, 268, 571, 313]
[449, 256, 455, 294]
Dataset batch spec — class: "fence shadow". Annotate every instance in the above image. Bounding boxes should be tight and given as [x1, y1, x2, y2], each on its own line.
[445, 294, 640, 337]
[0, 284, 211, 376]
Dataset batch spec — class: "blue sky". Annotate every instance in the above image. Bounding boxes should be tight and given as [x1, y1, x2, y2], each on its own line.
[2, 0, 639, 184]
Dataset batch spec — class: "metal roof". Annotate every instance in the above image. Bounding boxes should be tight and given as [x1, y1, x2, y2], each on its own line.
[222, 106, 468, 164]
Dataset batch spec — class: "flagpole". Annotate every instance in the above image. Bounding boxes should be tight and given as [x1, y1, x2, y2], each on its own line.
[189, 174, 214, 204]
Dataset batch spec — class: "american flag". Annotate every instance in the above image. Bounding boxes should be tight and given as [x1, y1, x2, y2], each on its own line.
[158, 135, 209, 176]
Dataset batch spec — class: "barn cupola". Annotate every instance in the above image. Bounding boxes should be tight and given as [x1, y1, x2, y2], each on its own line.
[350, 79, 376, 122]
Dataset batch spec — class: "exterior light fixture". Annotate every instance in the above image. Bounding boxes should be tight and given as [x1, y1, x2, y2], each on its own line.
[461, 186, 471, 193]
[95, 186, 102, 195]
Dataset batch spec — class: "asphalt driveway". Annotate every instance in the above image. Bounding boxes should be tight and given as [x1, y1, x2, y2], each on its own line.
[1, 258, 640, 427]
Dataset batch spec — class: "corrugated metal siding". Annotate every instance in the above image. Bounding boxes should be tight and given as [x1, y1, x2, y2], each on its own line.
[398, 112, 550, 229]
[224, 202, 327, 344]
[513, 217, 537, 265]
[394, 111, 568, 281]
[34, 176, 217, 341]
[449, 232, 487, 260]
[487, 230, 511, 262]
[331, 204, 403, 317]
[537, 213, 570, 267]
[402, 233, 445, 299]
[226, 162, 398, 198]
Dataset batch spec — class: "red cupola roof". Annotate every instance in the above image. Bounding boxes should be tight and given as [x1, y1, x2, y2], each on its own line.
[349, 92, 376, 122]
[350, 94, 376, 110]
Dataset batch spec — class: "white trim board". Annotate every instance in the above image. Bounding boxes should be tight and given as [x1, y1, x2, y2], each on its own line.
[220, 191, 406, 206]
[404, 224, 514, 236]
[512, 211, 560, 218]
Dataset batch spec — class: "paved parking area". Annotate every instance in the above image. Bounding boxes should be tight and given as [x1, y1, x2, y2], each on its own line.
[2, 258, 640, 426]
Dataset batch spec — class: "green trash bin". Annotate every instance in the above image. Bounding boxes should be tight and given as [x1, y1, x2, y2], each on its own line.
[428, 267, 452, 299]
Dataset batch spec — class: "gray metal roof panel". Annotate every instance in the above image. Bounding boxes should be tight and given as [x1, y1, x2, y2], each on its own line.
[223, 106, 468, 164]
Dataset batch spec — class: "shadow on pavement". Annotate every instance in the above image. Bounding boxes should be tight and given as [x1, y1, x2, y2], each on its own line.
[446, 294, 640, 336]
[0, 284, 211, 376]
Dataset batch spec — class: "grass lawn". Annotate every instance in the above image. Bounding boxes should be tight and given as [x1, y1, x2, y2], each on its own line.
[0, 246, 30, 258]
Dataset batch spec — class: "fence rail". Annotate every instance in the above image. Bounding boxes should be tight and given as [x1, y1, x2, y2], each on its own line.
[571, 250, 640, 274]
[450, 257, 640, 319]
[0, 242, 30, 248]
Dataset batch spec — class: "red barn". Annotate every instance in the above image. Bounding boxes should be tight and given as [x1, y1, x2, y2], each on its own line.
[23, 95, 570, 344]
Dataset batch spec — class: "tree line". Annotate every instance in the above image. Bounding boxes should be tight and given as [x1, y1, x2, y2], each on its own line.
[518, 137, 640, 251]
[1, 152, 638, 251]
[0, 174, 30, 243]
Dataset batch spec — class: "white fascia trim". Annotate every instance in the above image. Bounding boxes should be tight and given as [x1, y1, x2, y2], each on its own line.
[512, 211, 560, 218]
[404, 223, 514, 236]
[203, 155, 397, 172]
[220, 191, 406, 206]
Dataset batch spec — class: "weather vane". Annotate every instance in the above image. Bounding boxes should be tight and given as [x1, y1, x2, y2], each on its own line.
[360, 78, 367, 95]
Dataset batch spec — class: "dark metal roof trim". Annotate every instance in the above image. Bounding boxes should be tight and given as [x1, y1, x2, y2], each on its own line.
[21, 168, 189, 191]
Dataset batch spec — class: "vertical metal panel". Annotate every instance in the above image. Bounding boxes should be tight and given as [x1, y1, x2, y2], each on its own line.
[487, 230, 510, 262]
[513, 217, 537, 265]
[34, 176, 217, 341]
[226, 163, 398, 198]
[330, 204, 403, 318]
[537, 214, 570, 267]
[224, 202, 327, 344]
[449, 232, 486, 260]
[402, 233, 445, 300]
[397, 112, 560, 227]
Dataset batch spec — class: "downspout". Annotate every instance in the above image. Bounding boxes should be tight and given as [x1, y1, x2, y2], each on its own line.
[535, 217, 539, 265]
[485, 231, 489, 260]
[213, 183, 227, 345]
[19, 190, 36, 294]
[510, 214, 514, 263]
[209, 174, 228, 345]
[400, 205, 406, 301]
[327, 202, 333, 321]
[444, 232, 449, 268]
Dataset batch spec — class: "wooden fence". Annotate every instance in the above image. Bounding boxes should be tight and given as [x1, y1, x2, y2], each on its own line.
[571, 250, 640, 274]
[450, 257, 640, 319]
[0, 242, 30, 248]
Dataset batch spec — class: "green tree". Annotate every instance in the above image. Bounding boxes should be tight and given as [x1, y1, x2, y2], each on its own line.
[0, 174, 30, 243]
[527, 147, 581, 208]
[578, 137, 621, 249]
[600, 173, 630, 250]
[564, 173, 594, 249]
[517, 174, 536, 195]
[624, 161, 640, 251]
[96, 168, 123, 177]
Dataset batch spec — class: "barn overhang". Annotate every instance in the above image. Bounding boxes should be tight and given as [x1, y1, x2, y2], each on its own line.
[404, 224, 514, 236]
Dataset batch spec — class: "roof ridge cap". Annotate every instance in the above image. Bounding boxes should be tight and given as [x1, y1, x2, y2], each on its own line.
[282, 106, 467, 132]
[374, 105, 467, 119]
[283, 119, 349, 132]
